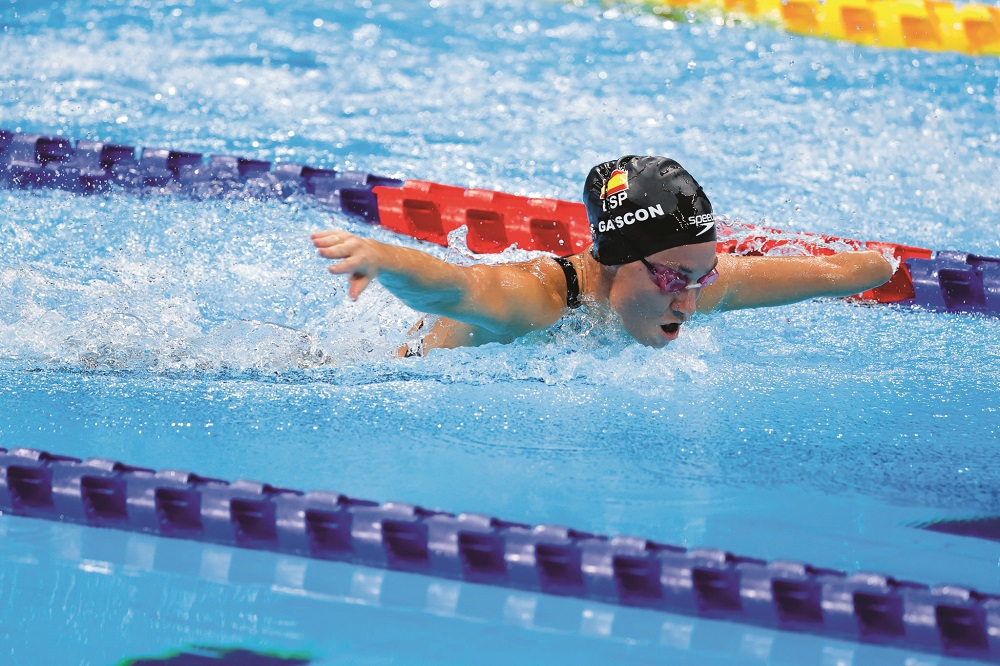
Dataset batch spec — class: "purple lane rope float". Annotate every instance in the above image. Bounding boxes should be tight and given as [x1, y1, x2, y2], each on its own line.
[0, 446, 997, 660]
[2, 128, 997, 317]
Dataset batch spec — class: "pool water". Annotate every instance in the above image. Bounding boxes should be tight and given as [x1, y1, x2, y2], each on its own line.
[1, 0, 998, 663]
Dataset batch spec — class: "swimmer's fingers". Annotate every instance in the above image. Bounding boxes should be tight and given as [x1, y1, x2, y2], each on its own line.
[311, 227, 349, 239]
[323, 259, 373, 300]
[311, 229, 340, 240]
[312, 230, 356, 252]
[315, 235, 374, 264]
[316, 242, 354, 259]
[327, 256, 379, 300]
[311, 229, 343, 244]
[326, 255, 371, 276]
[348, 274, 373, 301]
[314, 230, 384, 300]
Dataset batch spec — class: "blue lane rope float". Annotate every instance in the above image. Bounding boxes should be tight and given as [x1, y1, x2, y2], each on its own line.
[1, 128, 999, 317]
[0, 446, 997, 660]
[0, 129, 401, 220]
[907, 250, 1000, 314]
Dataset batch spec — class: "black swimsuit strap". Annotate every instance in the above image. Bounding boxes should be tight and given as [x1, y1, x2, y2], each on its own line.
[553, 257, 581, 309]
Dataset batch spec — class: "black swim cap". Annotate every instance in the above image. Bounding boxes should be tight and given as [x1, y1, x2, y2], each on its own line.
[584, 155, 716, 266]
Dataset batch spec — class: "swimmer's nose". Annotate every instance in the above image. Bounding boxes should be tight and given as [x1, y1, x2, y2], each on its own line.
[672, 288, 698, 316]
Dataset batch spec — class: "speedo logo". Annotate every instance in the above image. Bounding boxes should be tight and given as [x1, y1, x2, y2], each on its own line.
[688, 213, 715, 235]
[597, 204, 665, 233]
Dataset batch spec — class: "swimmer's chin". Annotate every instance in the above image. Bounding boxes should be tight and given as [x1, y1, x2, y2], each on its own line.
[635, 322, 681, 348]
[634, 332, 673, 348]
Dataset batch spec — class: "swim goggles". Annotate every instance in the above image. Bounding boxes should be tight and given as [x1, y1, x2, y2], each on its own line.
[638, 257, 719, 294]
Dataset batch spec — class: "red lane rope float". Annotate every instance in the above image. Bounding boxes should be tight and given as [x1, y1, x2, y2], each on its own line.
[375, 180, 592, 255]
[1, 446, 998, 659]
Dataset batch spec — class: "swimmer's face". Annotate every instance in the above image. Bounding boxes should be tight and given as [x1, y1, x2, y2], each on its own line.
[607, 241, 718, 347]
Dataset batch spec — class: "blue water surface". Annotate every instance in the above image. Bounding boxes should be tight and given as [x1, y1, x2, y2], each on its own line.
[0, 0, 998, 663]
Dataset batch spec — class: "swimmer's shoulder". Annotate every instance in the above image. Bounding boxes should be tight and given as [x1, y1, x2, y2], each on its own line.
[516, 253, 585, 279]
[521, 254, 585, 307]
[478, 254, 570, 295]
[459, 255, 573, 332]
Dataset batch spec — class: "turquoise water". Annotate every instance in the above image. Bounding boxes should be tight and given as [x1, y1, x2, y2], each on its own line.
[1, 0, 999, 663]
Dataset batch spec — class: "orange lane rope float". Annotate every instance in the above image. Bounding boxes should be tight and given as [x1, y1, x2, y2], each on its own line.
[610, 0, 1000, 56]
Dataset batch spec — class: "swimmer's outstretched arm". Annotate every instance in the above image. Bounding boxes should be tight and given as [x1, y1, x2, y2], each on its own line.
[698, 251, 894, 312]
[311, 229, 566, 336]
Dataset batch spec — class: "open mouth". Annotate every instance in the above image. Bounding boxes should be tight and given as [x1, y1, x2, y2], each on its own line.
[661, 323, 680, 334]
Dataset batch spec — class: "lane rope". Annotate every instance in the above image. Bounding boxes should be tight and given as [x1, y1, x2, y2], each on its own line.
[609, 0, 1000, 56]
[0, 445, 997, 659]
[2, 128, 998, 316]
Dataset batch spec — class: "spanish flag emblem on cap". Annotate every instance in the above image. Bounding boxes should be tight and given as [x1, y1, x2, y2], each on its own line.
[600, 168, 628, 199]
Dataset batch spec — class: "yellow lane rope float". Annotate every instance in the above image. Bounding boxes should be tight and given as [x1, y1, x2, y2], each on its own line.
[616, 0, 1000, 56]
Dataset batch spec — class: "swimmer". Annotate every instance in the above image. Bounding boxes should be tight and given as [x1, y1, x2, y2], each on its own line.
[311, 155, 894, 356]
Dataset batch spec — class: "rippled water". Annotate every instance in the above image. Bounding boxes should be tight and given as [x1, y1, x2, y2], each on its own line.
[1, 0, 998, 663]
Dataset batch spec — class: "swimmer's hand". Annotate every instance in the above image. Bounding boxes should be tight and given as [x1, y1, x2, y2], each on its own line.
[312, 229, 385, 300]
